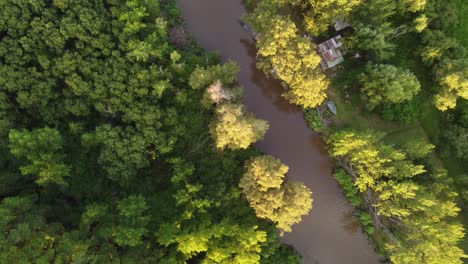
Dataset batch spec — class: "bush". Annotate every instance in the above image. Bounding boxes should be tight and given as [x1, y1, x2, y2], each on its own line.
[261, 245, 301, 264]
[379, 101, 420, 123]
[357, 210, 375, 235]
[304, 108, 324, 133]
[333, 170, 374, 235]
[401, 139, 435, 160]
[333, 169, 363, 207]
[245, 0, 255, 10]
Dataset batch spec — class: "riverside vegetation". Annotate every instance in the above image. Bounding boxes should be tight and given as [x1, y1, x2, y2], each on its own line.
[246, 0, 467, 263]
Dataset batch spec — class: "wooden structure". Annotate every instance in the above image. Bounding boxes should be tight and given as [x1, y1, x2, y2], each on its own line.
[317, 35, 345, 70]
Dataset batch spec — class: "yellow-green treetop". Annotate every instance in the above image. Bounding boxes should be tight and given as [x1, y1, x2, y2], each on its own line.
[399, 0, 426, 13]
[210, 103, 269, 150]
[250, 9, 328, 108]
[434, 59, 468, 111]
[329, 130, 465, 263]
[239, 156, 313, 233]
[297, 0, 363, 35]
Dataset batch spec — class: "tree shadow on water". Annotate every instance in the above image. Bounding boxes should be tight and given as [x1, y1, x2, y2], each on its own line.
[239, 38, 299, 113]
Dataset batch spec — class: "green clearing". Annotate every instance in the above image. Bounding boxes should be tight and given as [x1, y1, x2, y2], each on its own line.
[329, 56, 432, 145]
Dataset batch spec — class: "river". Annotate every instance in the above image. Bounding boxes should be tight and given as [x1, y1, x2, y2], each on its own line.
[176, 1, 381, 263]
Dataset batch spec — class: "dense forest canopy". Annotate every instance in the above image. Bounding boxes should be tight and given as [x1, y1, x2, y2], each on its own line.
[1, 0, 467, 263]
[0, 0, 311, 263]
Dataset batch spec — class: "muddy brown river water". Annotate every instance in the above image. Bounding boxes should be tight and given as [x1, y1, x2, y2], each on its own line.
[176, 1, 381, 263]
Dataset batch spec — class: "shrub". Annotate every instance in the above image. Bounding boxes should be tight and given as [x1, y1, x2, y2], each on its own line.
[379, 101, 420, 123]
[357, 210, 375, 235]
[304, 108, 324, 133]
[333, 169, 363, 207]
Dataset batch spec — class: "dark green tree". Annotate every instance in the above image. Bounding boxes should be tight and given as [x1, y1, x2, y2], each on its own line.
[9, 128, 70, 186]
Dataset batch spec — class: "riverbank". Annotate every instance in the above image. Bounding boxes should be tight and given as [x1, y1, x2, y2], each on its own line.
[176, 0, 381, 263]
[244, 0, 466, 262]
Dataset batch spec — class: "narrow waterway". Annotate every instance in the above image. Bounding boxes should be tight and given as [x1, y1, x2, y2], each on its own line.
[176, 1, 381, 263]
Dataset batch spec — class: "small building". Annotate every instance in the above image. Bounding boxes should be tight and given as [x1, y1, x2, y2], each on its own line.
[317, 35, 344, 70]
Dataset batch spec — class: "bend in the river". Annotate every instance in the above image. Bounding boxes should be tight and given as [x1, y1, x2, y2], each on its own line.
[176, 1, 381, 263]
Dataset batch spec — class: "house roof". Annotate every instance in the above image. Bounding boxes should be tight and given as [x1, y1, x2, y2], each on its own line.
[317, 35, 344, 69]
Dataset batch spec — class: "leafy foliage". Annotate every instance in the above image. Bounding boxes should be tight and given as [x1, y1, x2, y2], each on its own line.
[240, 156, 313, 233]
[434, 59, 468, 111]
[9, 128, 70, 186]
[189, 62, 240, 90]
[210, 103, 269, 150]
[0, 0, 297, 263]
[443, 124, 468, 160]
[357, 211, 375, 235]
[328, 130, 465, 263]
[334, 169, 363, 207]
[359, 64, 421, 110]
[379, 101, 421, 123]
[346, 22, 396, 61]
[304, 108, 325, 133]
[401, 139, 435, 159]
[247, 5, 328, 108]
[286, 0, 363, 35]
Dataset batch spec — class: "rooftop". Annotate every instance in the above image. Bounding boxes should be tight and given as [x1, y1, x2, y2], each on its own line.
[317, 35, 345, 70]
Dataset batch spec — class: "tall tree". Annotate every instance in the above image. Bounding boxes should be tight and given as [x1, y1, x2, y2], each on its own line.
[359, 64, 421, 109]
[301, 0, 363, 35]
[346, 23, 396, 61]
[434, 58, 468, 111]
[210, 103, 269, 150]
[401, 139, 435, 159]
[8, 128, 70, 186]
[189, 62, 240, 90]
[248, 9, 328, 108]
[239, 156, 313, 233]
[420, 30, 462, 65]
[328, 130, 425, 191]
[328, 130, 465, 264]
[398, 0, 427, 13]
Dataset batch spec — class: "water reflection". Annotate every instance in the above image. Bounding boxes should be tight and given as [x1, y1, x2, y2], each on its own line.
[341, 210, 361, 233]
[240, 38, 299, 113]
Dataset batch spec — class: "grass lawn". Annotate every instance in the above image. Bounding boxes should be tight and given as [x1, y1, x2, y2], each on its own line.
[328, 56, 435, 147]
[328, 85, 436, 148]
